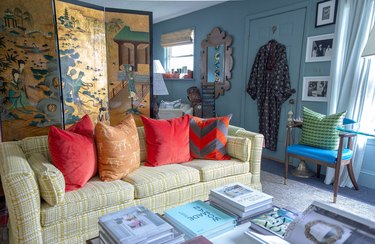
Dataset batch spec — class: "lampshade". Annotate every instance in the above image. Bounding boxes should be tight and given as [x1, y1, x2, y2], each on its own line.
[362, 26, 375, 57]
[153, 60, 166, 74]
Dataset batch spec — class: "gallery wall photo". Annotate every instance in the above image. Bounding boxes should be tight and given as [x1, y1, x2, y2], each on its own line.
[0, 0, 152, 141]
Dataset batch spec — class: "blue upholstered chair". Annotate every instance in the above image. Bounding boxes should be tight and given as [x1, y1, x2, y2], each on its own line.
[284, 118, 359, 203]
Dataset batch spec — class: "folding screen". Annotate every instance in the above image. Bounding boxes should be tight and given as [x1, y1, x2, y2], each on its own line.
[0, 0, 152, 141]
[105, 9, 151, 126]
[0, 0, 61, 141]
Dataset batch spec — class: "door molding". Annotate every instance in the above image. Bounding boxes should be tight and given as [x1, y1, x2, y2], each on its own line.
[239, 1, 309, 128]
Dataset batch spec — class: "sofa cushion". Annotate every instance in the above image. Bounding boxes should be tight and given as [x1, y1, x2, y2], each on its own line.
[40, 177, 134, 227]
[189, 115, 232, 160]
[19, 135, 50, 160]
[28, 153, 65, 206]
[141, 115, 191, 166]
[226, 136, 251, 162]
[181, 159, 249, 182]
[137, 127, 147, 162]
[123, 164, 200, 198]
[95, 114, 140, 181]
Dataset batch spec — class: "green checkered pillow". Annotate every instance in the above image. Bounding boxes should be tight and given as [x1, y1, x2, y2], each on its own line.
[226, 136, 251, 162]
[28, 153, 65, 206]
[300, 107, 346, 150]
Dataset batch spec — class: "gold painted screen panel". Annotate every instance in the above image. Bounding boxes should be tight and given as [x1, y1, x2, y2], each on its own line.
[0, 0, 61, 141]
[105, 9, 151, 126]
[55, 1, 108, 127]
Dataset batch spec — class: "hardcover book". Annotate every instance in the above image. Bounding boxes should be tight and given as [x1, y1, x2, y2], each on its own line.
[250, 207, 299, 237]
[99, 205, 173, 244]
[210, 183, 273, 211]
[164, 200, 236, 239]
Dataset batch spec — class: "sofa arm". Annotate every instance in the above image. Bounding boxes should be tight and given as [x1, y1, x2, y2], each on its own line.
[234, 130, 264, 189]
[0, 142, 43, 243]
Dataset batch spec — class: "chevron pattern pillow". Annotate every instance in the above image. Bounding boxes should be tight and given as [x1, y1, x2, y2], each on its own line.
[190, 115, 232, 160]
[300, 107, 346, 150]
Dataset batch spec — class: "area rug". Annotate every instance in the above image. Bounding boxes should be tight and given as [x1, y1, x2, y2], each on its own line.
[261, 171, 375, 222]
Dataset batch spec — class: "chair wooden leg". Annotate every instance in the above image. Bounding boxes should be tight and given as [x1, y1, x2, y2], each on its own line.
[284, 153, 289, 185]
[333, 163, 342, 203]
[317, 165, 321, 178]
[347, 163, 360, 190]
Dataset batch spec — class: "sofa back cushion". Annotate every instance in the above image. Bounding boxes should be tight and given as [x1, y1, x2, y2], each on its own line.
[19, 135, 50, 160]
[28, 153, 65, 206]
[137, 127, 147, 162]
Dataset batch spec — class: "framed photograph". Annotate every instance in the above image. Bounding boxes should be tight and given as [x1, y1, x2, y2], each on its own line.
[305, 34, 334, 62]
[302, 77, 330, 102]
[316, 0, 337, 27]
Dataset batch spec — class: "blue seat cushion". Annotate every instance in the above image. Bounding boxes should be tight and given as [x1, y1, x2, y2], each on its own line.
[287, 144, 353, 164]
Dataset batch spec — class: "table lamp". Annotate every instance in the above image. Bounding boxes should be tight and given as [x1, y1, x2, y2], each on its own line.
[362, 26, 375, 57]
[153, 60, 169, 118]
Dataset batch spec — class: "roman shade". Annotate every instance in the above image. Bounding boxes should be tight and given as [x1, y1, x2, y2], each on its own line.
[160, 28, 194, 47]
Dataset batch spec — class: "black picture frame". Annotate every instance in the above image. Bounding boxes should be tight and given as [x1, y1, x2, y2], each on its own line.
[315, 0, 338, 27]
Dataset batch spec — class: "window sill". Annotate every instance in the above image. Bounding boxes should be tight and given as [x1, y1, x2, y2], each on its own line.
[164, 78, 194, 81]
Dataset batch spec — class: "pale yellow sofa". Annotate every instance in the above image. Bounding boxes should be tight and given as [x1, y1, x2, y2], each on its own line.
[0, 125, 263, 243]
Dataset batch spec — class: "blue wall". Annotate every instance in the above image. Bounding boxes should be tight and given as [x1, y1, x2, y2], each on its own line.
[153, 0, 375, 189]
[153, 0, 334, 126]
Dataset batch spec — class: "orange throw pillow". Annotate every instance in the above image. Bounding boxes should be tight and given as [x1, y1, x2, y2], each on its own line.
[189, 115, 232, 160]
[95, 114, 140, 181]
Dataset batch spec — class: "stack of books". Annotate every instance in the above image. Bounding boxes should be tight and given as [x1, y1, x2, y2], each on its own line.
[164, 200, 236, 240]
[209, 183, 274, 224]
[98, 205, 184, 244]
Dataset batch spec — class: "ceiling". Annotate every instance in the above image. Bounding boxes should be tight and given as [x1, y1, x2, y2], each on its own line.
[79, 0, 229, 23]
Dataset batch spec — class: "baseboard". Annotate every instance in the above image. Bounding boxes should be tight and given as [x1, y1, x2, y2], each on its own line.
[261, 155, 284, 164]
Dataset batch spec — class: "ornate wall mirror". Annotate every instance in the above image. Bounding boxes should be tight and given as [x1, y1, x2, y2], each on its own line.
[201, 27, 233, 99]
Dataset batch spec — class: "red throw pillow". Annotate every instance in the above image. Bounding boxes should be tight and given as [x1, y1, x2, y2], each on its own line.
[189, 115, 232, 160]
[141, 115, 191, 166]
[48, 115, 97, 192]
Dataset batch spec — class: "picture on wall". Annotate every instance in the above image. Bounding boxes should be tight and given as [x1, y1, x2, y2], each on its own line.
[0, 0, 61, 141]
[302, 76, 330, 102]
[55, 1, 109, 127]
[105, 9, 152, 126]
[315, 0, 337, 27]
[305, 34, 334, 62]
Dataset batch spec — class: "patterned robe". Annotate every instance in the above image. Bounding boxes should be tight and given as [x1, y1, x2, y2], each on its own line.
[247, 40, 292, 151]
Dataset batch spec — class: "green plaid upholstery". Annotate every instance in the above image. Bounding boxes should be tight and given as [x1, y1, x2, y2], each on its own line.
[228, 125, 245, 136]
[235, 130, 264, 189]
[28, 153, 65, 206]
[19, 135, 50, 160]
[124, 164, 200, 198]
[0, 124, 263, 243]
[137, 127, 147, 162]
[182, 159, 249, 181]
[41, 176, 134, 226]
[226, 135, 251, 162]
[0, 142, 43, 243]
[41, 173, 253, 243]
[300, 107, 346, 150]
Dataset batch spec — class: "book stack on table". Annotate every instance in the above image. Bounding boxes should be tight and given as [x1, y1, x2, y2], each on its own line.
[98, 206, 184, 244]
[209, 183, 274, 224]
[164, 200, 236, 240]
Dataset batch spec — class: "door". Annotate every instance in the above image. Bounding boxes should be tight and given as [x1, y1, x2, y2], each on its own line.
[244, 7, 306, 161]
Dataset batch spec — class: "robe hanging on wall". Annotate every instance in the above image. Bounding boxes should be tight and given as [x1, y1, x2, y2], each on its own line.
[247, 39, 292, 151]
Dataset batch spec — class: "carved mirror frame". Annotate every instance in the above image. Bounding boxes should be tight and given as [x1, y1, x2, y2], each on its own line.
[200, 27, 233, 98]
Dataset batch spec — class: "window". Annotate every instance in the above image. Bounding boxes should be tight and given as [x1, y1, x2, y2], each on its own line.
[160, 28, 194, 79]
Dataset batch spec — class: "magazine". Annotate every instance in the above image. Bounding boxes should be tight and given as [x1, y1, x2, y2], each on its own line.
[284, 201, 375, 244]
[209, 195, 273, 218]
[164, 200, 236, 239]
[250, 207, 299, 238]
[210, 183, 273, 211]
[99, 205, 173, 244]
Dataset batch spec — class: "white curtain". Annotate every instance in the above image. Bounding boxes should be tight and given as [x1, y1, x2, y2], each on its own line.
[325, 0, 375, 187]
